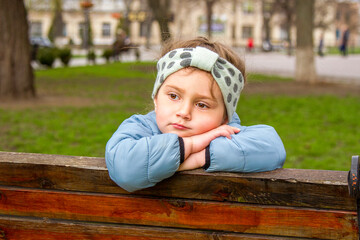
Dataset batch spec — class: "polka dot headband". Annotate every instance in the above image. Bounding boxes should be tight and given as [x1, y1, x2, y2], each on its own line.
[152, 46, 244, 119]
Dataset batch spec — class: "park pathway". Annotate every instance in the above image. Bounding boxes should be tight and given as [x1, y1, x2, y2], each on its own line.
[244, 52, 360, 85]
[45, 46, 360, 86]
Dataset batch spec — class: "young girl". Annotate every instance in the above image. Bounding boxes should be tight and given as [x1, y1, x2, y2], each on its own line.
[105, 37, 286, 192]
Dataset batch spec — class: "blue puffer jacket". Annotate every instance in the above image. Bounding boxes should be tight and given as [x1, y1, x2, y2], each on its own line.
[105, 111, 286, 192]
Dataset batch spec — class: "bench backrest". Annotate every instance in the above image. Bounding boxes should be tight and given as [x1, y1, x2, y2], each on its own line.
[0, 151, 358, 239]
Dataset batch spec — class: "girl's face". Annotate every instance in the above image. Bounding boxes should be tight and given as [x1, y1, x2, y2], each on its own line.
[154, 68, 227, 138]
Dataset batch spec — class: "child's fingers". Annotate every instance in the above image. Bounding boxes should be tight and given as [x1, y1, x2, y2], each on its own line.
[224, 126, 240, 139]
[232, 127, 241, 133]
[203, 125, 240, 142]
[220, 125, 240, 135]
[219, 128, 234, 139]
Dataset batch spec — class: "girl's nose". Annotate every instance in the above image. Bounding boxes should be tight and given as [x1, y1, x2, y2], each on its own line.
[176, 102, 192, 120]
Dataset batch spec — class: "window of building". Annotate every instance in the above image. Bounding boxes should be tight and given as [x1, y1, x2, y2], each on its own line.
[28, 0, 51, 10]
[242, 0, 254, 14]
[30, 21, 42, 37]
[102, 23, 111, 37]
[242, 26, 253, 39]
[336, 9, 341, 20]
[139, 21, 151, 37]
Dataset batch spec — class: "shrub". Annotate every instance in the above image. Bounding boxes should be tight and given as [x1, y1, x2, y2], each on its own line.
[102, 49, 113, 63]
[37, 47, 57, 68]
[87, 50, 96, 64]
[58, 48, 72, 67]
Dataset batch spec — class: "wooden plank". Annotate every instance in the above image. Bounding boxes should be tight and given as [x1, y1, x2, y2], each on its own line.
[0, 186, 357, 239]
[0, 215, 306, 240]
[0, 152, 354, 210]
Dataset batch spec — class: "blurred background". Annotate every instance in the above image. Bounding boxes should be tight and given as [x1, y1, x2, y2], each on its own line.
[25, 0, 359, 55]
[0, 0, 359, 170]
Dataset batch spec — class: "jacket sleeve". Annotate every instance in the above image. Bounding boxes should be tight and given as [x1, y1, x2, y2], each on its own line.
[205, 124, 286, 173]
[105, 115, 182, 192]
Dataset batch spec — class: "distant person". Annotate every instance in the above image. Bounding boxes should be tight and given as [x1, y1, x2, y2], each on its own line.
[112, 30, 134, 61]
[105, 37, 286, 192]
[31, 43, 39, 61]
[247, 37, 254, 52]
[335, 28, 341, 46]
[339, 27, 349, 57]
[112, 30, 128, 61]
[318, 34, 324, 57]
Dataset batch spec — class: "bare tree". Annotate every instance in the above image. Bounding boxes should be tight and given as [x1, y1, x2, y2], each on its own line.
[0, 0, 35, 99]
[48, 0, 64, 42]
[295, 0, 317, 83]
[272, 0, 296, 55]
[314, 0, 336, 32]
[205, 0, 219, 39]
[179, 0, 218, 39]
[147, 0, 172, 42]
[262, 0, 275, 43]
[118, 0, 131, 35]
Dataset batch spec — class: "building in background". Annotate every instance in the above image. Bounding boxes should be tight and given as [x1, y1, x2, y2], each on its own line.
[26, 0, 126, 48]
[25, 0, 359, 51]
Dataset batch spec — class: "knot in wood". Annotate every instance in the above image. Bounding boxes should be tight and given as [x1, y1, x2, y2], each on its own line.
[169, 200, 186, 208]
[214, 188, 231, 200]
[40, 179, 54, 189]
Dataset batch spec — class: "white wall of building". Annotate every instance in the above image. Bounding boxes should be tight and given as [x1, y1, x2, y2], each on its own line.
[26, 0, 358, 50]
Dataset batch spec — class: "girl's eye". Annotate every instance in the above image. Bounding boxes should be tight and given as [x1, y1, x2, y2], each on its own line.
[169, 93, 179, 100]
[197, 102, 209, 109]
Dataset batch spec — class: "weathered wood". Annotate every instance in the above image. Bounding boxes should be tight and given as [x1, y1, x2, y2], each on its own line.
[0, 215, 306, 240]
[0, 152, 354, 210]
[0, 186, 357, 239]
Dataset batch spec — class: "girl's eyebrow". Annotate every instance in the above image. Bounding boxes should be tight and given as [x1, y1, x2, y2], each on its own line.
[164, 84, 217, 102]
[164, 84, 184, 93]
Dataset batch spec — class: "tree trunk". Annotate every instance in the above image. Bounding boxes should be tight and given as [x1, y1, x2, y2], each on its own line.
[295, 0, 317, 83]
[48, 0, 64, 42]
[263, 18, 271, 41]
[205, 0, 215, 39]
[285, 14, 292, 56]
[262, 1, 272, 42]
[0, 0, 35, 99]
[158, 19, 171, 42]
[147, 0, 171, 42]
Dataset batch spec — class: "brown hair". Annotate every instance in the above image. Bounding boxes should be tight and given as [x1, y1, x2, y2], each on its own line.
[160, 36, 246, 83]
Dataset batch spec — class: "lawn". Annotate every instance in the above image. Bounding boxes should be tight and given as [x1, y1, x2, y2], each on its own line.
[326, 46, 360, 55]
[0, 62, 359, 171]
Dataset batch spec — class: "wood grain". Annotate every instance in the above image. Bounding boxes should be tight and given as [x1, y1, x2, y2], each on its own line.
[0, 215, 308, 240]
[0, 186, 357, 239]
[0, 152, 354, 210]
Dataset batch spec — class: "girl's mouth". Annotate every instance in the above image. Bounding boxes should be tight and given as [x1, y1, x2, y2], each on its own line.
[171, 123, 189, 130]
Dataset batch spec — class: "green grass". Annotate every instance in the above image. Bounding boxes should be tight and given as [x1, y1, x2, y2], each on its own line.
[326, 46, 360, 55]
[238, 95, 360, 170]
[0, 106, 131, 157]
[246, 73, 292, 82]
[1, 62, 359, 171]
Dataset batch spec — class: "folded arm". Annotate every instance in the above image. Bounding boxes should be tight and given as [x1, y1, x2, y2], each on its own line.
[205, 124, 286, 172]
[105, 116, 182, 192]
[178, 124, 286, 173]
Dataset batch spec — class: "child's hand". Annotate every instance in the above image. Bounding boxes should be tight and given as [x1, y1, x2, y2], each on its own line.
[177, 149, 205, 171]
[183, 125, 240, 158]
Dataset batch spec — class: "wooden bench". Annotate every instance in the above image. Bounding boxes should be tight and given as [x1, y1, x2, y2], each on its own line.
[0, 151, 359, 239]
